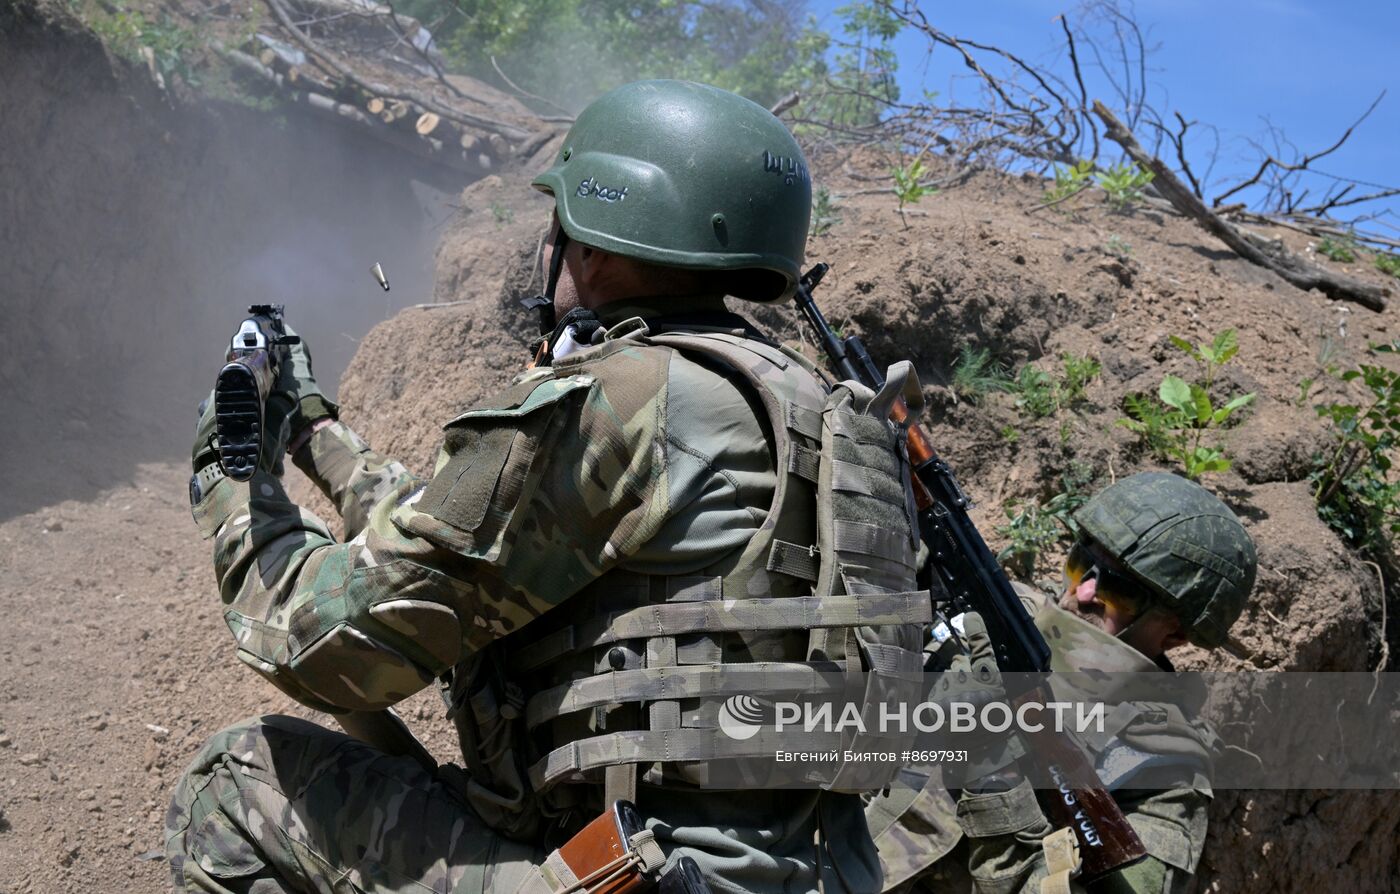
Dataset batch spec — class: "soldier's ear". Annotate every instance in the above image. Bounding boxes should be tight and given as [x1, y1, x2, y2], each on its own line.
[576, 246, 621, 293]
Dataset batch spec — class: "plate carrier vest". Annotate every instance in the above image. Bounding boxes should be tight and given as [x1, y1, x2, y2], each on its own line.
[442, 323, 932, 839]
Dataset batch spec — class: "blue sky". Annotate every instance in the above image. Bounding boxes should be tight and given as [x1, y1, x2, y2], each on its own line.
[806, 1, 1400, 230]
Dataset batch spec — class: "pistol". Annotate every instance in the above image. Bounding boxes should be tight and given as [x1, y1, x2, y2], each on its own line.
[213, 304, 300, 481]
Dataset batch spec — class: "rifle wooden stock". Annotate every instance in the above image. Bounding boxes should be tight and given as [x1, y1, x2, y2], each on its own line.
[886, 396, 935, 510]
[554, 801, 659, 894]
[1015, 690, 1148, 880]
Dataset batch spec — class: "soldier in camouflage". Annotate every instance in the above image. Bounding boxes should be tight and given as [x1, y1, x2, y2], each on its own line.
[169, 79, 931, 893]
[867, 472, 1257, 893]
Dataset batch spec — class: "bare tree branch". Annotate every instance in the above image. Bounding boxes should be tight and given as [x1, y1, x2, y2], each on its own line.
[489, 55, 576, 119]
[1057, 14, 1098, 161]
[769, 91, 801, 117]
[1213, 91, 1386, 207]
[1095, 100, 1387, 311]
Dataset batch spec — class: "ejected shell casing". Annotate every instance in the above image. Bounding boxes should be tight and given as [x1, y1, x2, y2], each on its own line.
[371, 262, 390, 292]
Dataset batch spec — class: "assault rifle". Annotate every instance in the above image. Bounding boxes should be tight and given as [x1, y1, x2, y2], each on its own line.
[213, 305, 300, 481]
[794, 263, 1147, 881]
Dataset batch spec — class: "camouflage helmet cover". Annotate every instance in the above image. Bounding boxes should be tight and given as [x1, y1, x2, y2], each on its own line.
[1072, 472, 1257, 649]
[531, 79, 811, 302]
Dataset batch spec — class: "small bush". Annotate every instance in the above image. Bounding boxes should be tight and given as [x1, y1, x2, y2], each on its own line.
[1105, 234, 1132, 258]
[1043, 159, 1094, 206]
[1296, 327, 1343, 408]
[810, 186, 842, 237]
[1375, 252, 1400, 279]
[1013, 365, 1058, 418]
[1095, 162, 1155, 211]
[996, 465, 1094, 579]
[91, 9, 202, 86]
[950, 345, 1011, 405]
[1316, 235, 1357, 263]
[1311, 340, 1400, 551]
[1010, 353, 1101, 420]
[891, 152, 935, 227]
[1118, 329, 1255, 479]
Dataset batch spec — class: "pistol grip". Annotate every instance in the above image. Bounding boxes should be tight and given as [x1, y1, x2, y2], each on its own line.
[214, 361, 263, 481]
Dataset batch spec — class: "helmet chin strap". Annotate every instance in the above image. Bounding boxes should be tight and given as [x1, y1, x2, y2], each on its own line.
[519, 227, 569, 337]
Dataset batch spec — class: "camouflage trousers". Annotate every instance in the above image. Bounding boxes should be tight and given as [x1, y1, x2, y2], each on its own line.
[165, 715, 543, 893]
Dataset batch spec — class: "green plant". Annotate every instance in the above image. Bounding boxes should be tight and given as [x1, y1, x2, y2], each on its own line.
[491, 202, 514, 225]
[1042, 159, 1094, 206]
[950, 345, 1011, 404]
[1310, 340, 1400, 551]
[1118, 329, 1255, 479]
[1013, 364, 1058, 418]
[998, 425, 1021, 445]
[810, 186, 842, 237]
[1009, 353, 1101, 419]
[1095, 162, 1155, 211]
[996, 465, 1094, 578]
[1374, 252, 1400, 278]
[1316, 235, 1357, 263]
[1296, 326, 1343, 408]
[427, 0, 840, 119]
[1060, 353, 1102, 405]
[91, 8, 202, 86]
[890, 151, 934, 228]
[1105, 234, 1132, 258]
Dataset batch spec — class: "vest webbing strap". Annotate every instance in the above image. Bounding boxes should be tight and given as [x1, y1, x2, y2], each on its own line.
[767, 539, 820, 581]
[571, 592, 933, 647]
[787, 442, 822, 483]
[832, 519, 918, 570]
[508, 590, 930, 673]
[785, 401, 824, 440]
[830, 457, 897, 500]
[529, 727, 913, 791]
[524, 661, 847, 728]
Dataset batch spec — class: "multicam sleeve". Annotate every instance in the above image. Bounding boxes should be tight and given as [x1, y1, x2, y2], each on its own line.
[190, 350, 678, 714]
[292, 420, 422, 539]
[956, 781, 1206, 893]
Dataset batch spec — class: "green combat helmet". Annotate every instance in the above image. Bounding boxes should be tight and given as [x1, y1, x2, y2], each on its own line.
[1073, 472, 1257, 649]
[531, 79, 811, 302]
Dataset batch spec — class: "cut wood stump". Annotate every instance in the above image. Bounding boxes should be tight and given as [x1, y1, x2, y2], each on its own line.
[415, 112, 440, 136]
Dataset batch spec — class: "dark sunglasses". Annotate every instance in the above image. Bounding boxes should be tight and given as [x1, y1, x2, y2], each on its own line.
[1063, 540, 1153, 618]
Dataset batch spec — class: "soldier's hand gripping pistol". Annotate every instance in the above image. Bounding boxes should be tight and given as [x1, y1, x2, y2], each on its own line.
[213, 305, 301, 481]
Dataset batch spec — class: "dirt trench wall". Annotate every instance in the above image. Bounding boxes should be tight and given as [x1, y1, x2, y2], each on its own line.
[0, 1, 457, 520]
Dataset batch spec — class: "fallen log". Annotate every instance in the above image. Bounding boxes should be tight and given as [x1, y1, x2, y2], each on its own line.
[1092, 100, 1388, 311]
[218, 47, 489, 179]
[264, 0, 533, 142]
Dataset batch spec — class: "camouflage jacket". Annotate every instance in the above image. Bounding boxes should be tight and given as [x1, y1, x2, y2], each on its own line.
[189, 294, 883, 893]
[191, 295, 778, 713]
[869, 584, 1216, 894]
